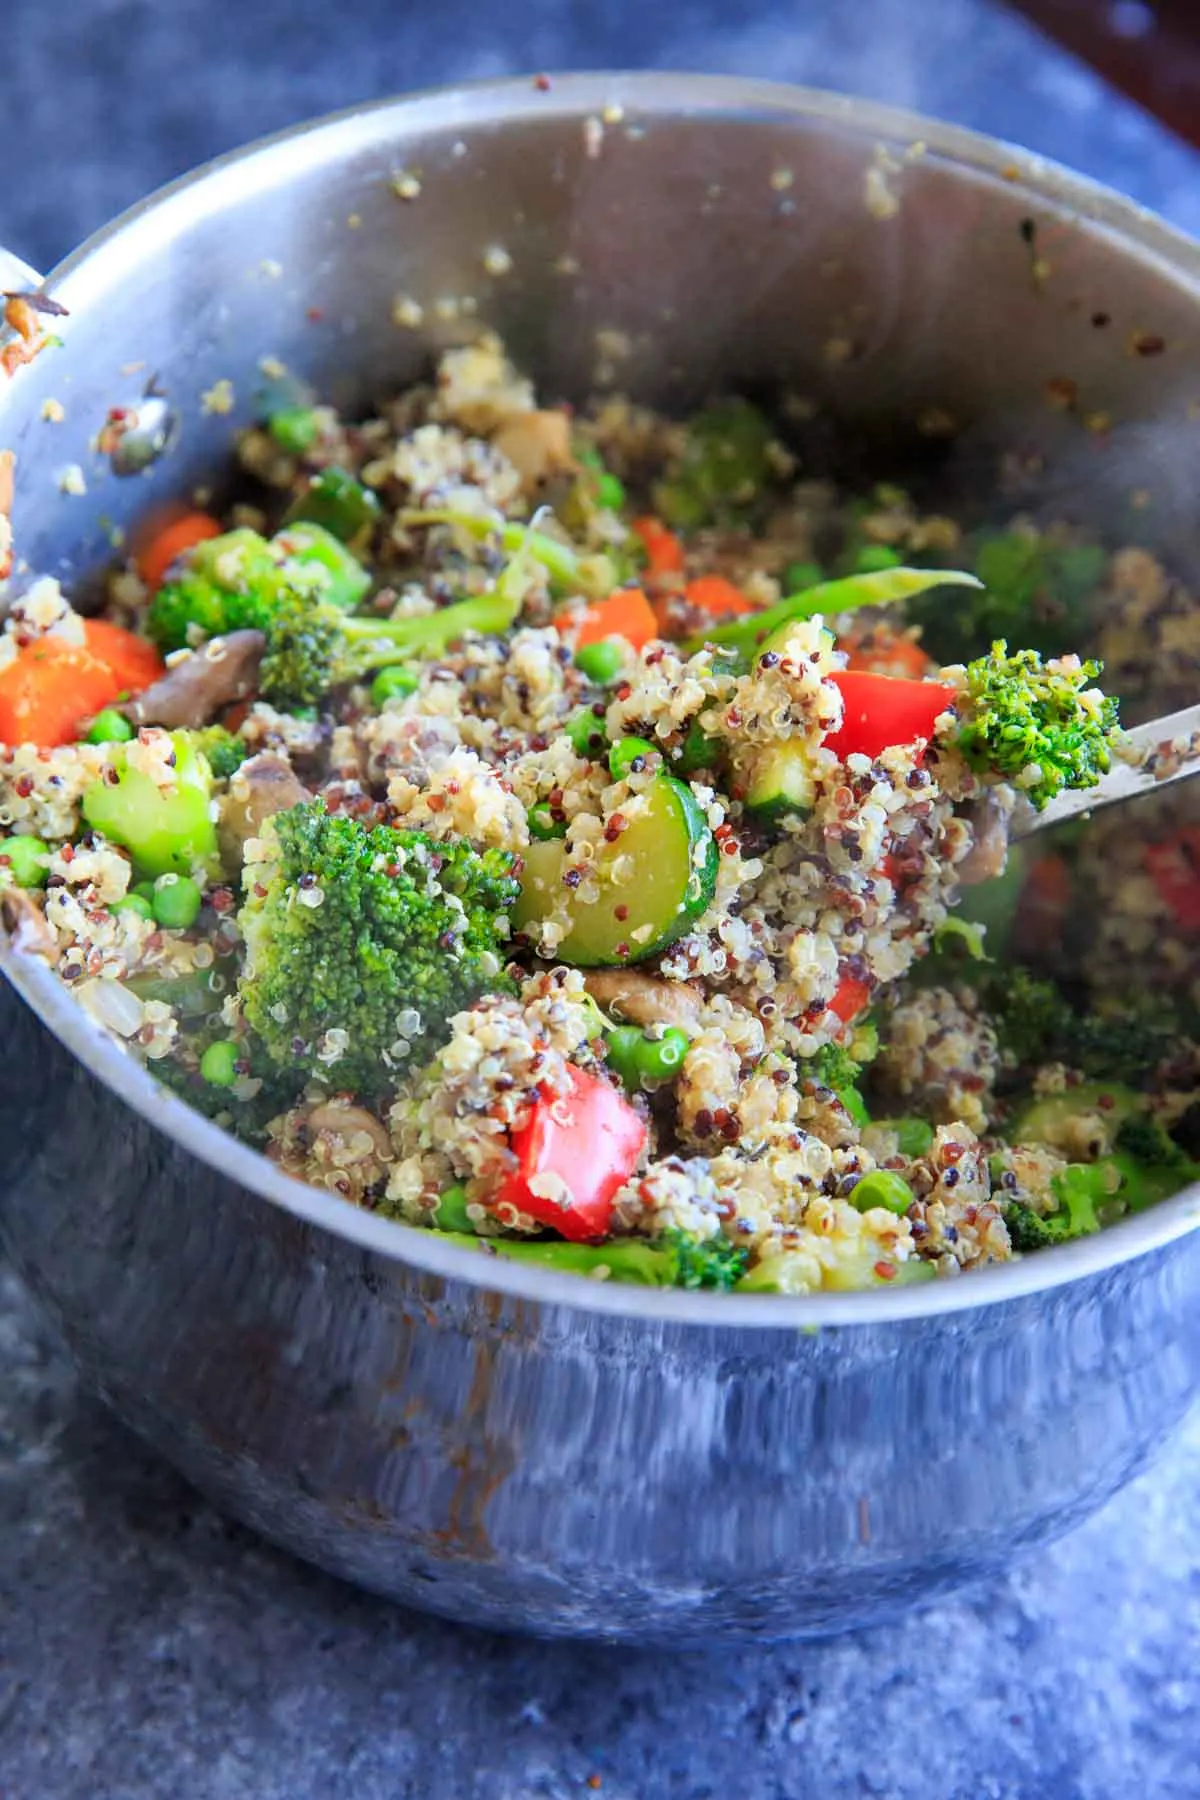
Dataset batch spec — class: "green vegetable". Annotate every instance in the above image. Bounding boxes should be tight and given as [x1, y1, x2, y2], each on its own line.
[238, 801, 519, 1094]
[742, 740, 817, 827]
[739, 1247, 935, 1293]
[1, 834, 50, 888]
[1008, 1081, 1141, 1157]
[85, 708, 135, 745]
[432, 1184, 474, 1233]
[267, 407, 320, 455]
[527, 802, 567, 842]
[653, 400, 776, 529]
[837, 1086, 871, 1128]
[802, 1032, 878, 1093]
[575, 639, 625, 684]
[151, 873, 203, 930]
[1004, 1162, 1105, 1249]
[566, 707, 609, 760]
[147, 522, 369, 651]
[185, 724, 250, 782]
[200, 1040, 240, 1087]
[283, 466, 381, 545]
[674, 720, 721, 776]
[849, 1170, 915, 1215]
[81, 732, 218, 878]
[575, 446, 627, 514]
[514, 773, 718, 967]
[608, 736, 659, 781]
[782, 560, 823, 593]
[127, 964, 231, 1018]
[114, 892, 154, 921]
[273, 521, 373, 611]
[850, 544, 902, 575]
[435, 1225, 748, 1290]
[979, 968, 1189, 1085]
[401, 508, 611, 598]
[883, 1118, 935, 1159]
[607, 1023, 691, 1090]
[907, 533, 1108, 664]
[683, 567, 981, 663]
[954, 641, 1121, 811]
[370, 665, 420, 708]
[1113, 1111, 1192, 1172]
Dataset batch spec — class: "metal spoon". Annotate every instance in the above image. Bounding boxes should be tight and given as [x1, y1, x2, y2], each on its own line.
[1010, 704, 1200, 841]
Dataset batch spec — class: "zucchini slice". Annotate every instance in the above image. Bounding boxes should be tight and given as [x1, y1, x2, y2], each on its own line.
[742, 740, 817, 827]
[514, 774, 718, 966]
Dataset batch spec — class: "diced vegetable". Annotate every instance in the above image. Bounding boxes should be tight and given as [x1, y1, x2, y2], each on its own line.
[829, 975, 872, 1025]
[574, 639, 625, 684]
[630, 516, 684, 578]
[0, 634, 155, 749]
[686, 567, 980, 662]
[272, 521, 373, 610]
[558, 587, 657, 652]
[151, 873, 204, 930]
[200, 1040, 241, 1086]
[1007, 1082, 1142, 1157]
[267, 407, 321, 455]
[283, 467, 381, 544]
[684, 575, 754, 617]
[136, 512, 223, 593]
[742, 740, 817, 826]
[494, 1064, 647, 1241]
[823, 670, 956, 762]
[81, 731, 219, 878]
[85, 707, 136, 745]
[432, 1183, 474, 1233]
[1144, 827, 1200, 933]
[0, 834, 50, 888]
[849, 1170, 915, 1214]
[370, 665, 420, 708]
[514, 773, 718, 966]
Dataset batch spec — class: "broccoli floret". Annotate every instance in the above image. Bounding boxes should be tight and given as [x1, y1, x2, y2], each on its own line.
[806, 1041, 864, 1091]
[652, 400, 777, 529]
[1113, 1111, 1191, 1171]
[431, 1227, 748, 1289]
[147, 523, 522, 710]
[954, 640, 1121, 811]
[981, 967, 1074, 1069]
[1004, 1162, 1103, 1250]
[980, 968, 1189, 1085]
[907, 532, 1107, 664]
[185, 724, 250, 782]
[238, 801, 519, 1094]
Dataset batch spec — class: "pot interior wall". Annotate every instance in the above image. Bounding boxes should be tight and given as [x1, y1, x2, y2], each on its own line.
[2, 91, 1199, 605]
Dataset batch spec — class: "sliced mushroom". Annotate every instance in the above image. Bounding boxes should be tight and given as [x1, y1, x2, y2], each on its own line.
[957, 791, 1012, 887]
[305, 1100, 393, 1163]
[0, 886, 59, 962]
[122, 630, 266, 730]
[218, 752, 311, 866]
[491, 409, 576, 494]
[582, 969, 704, 1032]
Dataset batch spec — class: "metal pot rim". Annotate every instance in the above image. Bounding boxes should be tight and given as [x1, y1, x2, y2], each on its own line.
[6, 71, 1200, 1328]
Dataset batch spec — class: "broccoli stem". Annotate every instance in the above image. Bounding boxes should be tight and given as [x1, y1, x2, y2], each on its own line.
[336, 588, 522, 677]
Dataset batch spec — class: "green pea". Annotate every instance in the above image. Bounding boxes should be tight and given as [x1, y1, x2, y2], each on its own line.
[608, 736, 659, 780]
[528, 803, 566, 842]
[605, 1026, 646, 1091]
[836, 1085, 871, 1129]
[2, 834, 50, 888]
[597, 472, 626, 511]
[892, 1118, 935, 1159]
[370, 665, 419, 708]
[200, 1040, 240, 1087]
[566, 708, 609, 760]
[268, 407, 320, 455]
[85, 708, 135, 745]
[575, 639, 624, 684]
[433, 1183, 474, 1233]
[635, 1027, 690, 1083]
[131, 880, 158, 905]
[854, 544, 902, 574]
[783, 560, 823, 593]
[151, 874, 203, 930]
[114, 892, 154, 921]
[849, 1170, 916, 1216]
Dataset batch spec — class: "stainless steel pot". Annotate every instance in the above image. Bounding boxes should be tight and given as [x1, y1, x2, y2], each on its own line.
[2, 75, 1199, 1644]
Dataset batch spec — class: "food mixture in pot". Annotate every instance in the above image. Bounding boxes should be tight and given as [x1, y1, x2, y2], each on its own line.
[2, 337, 1197, 1294]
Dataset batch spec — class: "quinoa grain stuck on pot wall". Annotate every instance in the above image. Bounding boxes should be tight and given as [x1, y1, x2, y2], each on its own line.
[0, 336, 1195, 1294]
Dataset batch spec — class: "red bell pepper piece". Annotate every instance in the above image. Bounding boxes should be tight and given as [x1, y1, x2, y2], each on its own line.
[829, 975, 871, 1025]
[824, 670, 956, 762]
[1144, 828, 1200, 933]
[497, 1065, 647, 1242]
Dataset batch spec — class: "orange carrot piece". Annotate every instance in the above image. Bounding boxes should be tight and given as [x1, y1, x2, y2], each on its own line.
[81, 619, 164, 691]
[0, 639, 128, 747]
[684, 575, 755, 617]
[631, 516, 684, 577]
[136, 511, 222, 593]
[841, 632, 934, 680]
[558, 587, 658, 652]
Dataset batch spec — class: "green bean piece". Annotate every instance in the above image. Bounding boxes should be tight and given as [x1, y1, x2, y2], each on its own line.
[849, 1170, 916, 1216]
[200, 1040, 240, 1087]
[575, 639, 625, 684]
[608, 736, 659, 780]
[2, 835, 50, 888]
[152, 874, 203, 930]
[268, 407, 321, 455]
[432, 1184, 474, 1233]
[370, 665, 420, 708]
[85, 708, 135, 745]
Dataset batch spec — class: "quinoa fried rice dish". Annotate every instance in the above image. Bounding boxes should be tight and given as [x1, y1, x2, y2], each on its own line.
[1, 335, 1198, 1296]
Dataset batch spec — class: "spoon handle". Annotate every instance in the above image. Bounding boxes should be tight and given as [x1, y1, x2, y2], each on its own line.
[1011, 703, 1200, 841]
